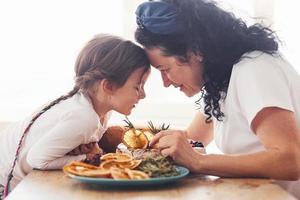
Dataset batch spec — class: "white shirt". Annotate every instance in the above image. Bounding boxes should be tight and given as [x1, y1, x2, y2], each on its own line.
[213, 51, 300, 198]
[0, 92, 110, 188]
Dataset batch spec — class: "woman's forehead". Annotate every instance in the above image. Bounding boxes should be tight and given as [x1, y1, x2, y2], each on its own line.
[146, 47, 163, 58]
[146, 48, 171, 68]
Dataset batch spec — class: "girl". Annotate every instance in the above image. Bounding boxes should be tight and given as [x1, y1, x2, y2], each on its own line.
[135, 0, 300, 198]
[0, 34, 150, 198]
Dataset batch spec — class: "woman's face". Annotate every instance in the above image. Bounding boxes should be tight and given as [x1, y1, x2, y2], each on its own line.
[146, 47, 204, 97]
[111, 67, 150, 115]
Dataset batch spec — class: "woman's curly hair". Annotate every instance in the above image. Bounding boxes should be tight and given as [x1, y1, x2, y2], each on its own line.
[135, 0, 279, 122]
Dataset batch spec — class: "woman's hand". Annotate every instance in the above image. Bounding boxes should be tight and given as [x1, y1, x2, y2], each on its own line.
[150, 130, 203, 172]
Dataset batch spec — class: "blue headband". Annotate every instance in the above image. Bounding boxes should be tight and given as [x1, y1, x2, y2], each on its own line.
[135, 1, 184, 35]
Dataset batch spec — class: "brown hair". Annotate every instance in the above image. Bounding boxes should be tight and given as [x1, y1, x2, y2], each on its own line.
[3, 34, 150, 197]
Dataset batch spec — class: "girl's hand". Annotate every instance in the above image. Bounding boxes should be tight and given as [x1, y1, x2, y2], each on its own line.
[150, 130, 202, 172]
[84, 153, 102, 166]
[67, 142, 103, 156]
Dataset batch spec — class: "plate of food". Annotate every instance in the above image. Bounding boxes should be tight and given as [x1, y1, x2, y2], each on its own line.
[63, 151, 189, 186]
[65, 166, 189, 186]
[63, 118, 190, 186]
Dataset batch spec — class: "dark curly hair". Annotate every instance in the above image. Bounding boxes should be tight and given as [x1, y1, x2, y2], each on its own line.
[135, 0, 279, 122]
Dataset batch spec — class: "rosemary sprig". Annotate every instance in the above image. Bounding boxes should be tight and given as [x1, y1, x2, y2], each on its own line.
[160, 123, 170, 131]
[123, 116, 135, 129]
[147, 120, 170, 134]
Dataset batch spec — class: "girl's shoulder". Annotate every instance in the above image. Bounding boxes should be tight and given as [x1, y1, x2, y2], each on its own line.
[39, 92, 99, 128]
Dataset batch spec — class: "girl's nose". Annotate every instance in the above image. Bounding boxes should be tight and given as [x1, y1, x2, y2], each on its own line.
[138, 86, 146, 99]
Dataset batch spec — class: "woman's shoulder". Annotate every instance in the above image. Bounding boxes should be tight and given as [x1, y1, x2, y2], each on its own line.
[232, 51, 287, 76]
[235, 51, 282, 68]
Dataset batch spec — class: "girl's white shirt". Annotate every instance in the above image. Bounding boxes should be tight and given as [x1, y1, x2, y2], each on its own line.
[0, 92, 110, 188]
[213, 51, 300, 198]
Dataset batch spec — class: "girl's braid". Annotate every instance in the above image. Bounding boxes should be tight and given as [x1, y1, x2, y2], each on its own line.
[3, 87, 79, 198]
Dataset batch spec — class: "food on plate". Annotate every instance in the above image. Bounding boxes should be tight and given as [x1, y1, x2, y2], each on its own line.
[100, 152, 142, 170]
[63, 161, 110, 178]
[123, 129, 149, 149]
[110, 167, 131, 179]
[100, 152, 133, 163]
[118, 149, 179, 177]
[122, 117, 169, 149]
[63, 152, 149, 180]
[124, 168, 149, 180]
[122, 117, 149, 149]
[64, 118, 181, 181]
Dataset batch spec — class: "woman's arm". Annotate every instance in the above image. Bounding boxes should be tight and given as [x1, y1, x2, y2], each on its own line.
[152, 107, 300, 180]
[185, 112, 213, 146]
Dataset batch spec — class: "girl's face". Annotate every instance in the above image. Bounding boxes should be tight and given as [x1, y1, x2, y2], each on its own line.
[111, 67, 150, 115]
[146, 48, 204, 97]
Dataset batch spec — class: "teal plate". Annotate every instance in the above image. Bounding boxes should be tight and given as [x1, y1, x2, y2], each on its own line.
[67, 166, 189, 187]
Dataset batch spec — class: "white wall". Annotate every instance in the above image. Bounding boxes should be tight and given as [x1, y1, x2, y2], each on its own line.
[273, 0, 300, 70]
[0, 0, 299, 130]
[0, 0, 198, 128]
[0, 0, 124, 121]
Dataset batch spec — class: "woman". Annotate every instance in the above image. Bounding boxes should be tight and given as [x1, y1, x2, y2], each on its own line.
[135, 0, 300, 198]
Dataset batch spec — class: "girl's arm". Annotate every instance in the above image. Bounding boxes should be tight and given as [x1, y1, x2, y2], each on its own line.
[28, 155, 87, 169]
[152, 107, 300, 180]
[26, 111, 97, 170]
[185, 112, 213, 146]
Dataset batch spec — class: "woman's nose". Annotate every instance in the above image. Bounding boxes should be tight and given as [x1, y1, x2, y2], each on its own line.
[161, 72, 172, 87]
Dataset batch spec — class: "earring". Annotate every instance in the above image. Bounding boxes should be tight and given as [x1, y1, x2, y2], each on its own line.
[197, 55, 203, 62]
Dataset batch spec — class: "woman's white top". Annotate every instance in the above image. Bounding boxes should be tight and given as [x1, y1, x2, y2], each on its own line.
[213, 51, 300, 198]
[0, 92, 110, 188]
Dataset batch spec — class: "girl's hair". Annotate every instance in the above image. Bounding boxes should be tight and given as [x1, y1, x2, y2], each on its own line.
[135, 0, 279, 122]
[3, 34, 150, 197]
[32, 34, 150, 128]
[28, 34, 149, 134]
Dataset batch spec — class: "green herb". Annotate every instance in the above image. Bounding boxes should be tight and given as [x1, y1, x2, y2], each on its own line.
[137, 155, 179, 177]
[147, 120, 170, 134]
[123, 116, 135, 129]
